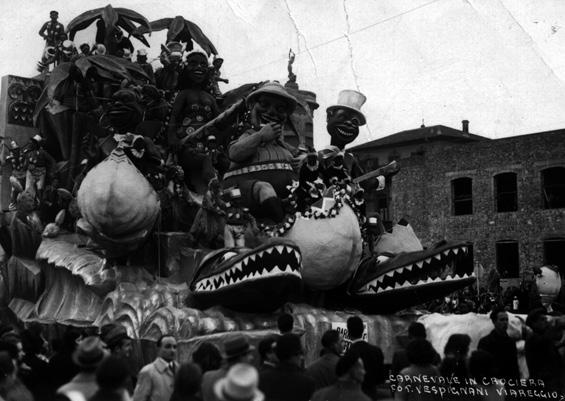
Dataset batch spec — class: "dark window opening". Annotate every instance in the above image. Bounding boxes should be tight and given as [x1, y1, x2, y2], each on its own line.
[452, 177, 473, 215]
[494, 172, 518, 212]
[541, 167, 565, 209]
[544, 238, 565, 275]
[454, 243, 474, 275]
[496, 240, 520, 278]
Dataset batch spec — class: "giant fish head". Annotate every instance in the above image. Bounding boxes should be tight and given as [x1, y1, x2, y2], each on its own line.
[190, 238, 302, 312]
[348, 220, 475, 313]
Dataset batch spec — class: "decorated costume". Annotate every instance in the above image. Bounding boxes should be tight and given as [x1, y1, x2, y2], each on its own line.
[24, 135, 55, 199]
[4, 140, 27, 210]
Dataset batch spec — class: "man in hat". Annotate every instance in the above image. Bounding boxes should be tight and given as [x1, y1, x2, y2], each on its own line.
[223, 81, 300, 223]
[155, 42, 184, 94]
[101, 323, 135, 394]
[214, 363, 264, 401]
[57, 336, 107, 400]
[306, 329, 344, 391]
[24, 134, 55, 200]
[136, 49, 155, 84]
[109, 28, 134, 58]
[38, 11, 65, 47]
[201, 335, 255, 401]
[133, 334, 178, 401]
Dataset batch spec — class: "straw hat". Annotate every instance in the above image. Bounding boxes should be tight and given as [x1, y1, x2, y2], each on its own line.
[246, 81, 297, 113]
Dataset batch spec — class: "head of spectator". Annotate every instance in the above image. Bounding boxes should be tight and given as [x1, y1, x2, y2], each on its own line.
[406, 339, 437, 367]
[490, 307, 509, 335]
[443, 334, 471, 359]
[336, 350, 365, 384]
[21, 328, 47, 360]
[214, 363, 264, 401]
[277, 313, 293, 335]
[0, 351, 16, 383]
[192, 341, 222, 373]
[346, 316, 364, 341]
[101, 324, 133, 359]
[526, 307, 549, 333]
[468, 350, 496, 383]
[224, 335, 255, 365]
[171, 363, 202, 401]
[157, 334, 177, 363]
[258, 335, 279, 366]
[408, 322, 427, 340]
[320, 329, 344, 356]
[0, 332, 24, 366]
[89, 356, 130, 401]
[72, 336, 107, 373]
[275, 333, 304, 367]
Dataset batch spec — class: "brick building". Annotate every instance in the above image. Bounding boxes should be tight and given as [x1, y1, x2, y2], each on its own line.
[350, 123, 565, 283]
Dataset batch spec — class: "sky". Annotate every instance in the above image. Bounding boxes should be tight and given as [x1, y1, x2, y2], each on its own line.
[1, 0, 565, 148]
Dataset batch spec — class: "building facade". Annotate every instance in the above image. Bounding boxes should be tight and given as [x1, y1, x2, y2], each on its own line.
[351, 124, 565, 283]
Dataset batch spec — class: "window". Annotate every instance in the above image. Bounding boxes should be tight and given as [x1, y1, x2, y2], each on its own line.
[451, 177, 473, 215]
[494, 172, 517, 212]
[496, 240, 519, 278]
[544, 238, 565, 275]
[541, 167, 565, 209]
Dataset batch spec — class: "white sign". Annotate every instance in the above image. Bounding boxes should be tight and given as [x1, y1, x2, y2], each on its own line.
[331, 321, 369, 352]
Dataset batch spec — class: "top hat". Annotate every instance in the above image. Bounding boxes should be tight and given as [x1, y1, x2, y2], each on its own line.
[326, 89, 367, 126]
[246, 81, 297, 113]
[214, 363, 264, 401]
[72, 336, 107, 369]
[223, 335, 254, 361]
[137, 48, 148, 57]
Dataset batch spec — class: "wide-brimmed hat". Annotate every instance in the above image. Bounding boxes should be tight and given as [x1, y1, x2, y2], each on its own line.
[72, 336, 107, 369]
[246, 81, 297, 113]
[223, 335, 255, 361]
[214, 363, 264, 401]
[326, 89, 367, 126]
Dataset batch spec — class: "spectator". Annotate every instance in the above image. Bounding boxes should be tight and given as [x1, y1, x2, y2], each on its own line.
[525, 308, 564, 391]
[257, 336, 279, 373]
[347, 316, 384, 400]
[311, 349, 370, 401]
[0, 351, 33, 401]
[201, 336, 254, 401]
[49, 327, 81, 390]
[306, 329, 343, 390]
[214, 363, 263, 401]
[136, 49, 155, 85]
[477, 307, 520, 380]
[192, 342, 222, 374]
[391, 322, 439, 376]
[468, 350, 504, 401]
[58, 336, 107, 400]
[394, 339, 440, 401]
[100, 324, 135, 394]
[89, 356, 131, 401]
[440, 333, 470, 379]
[277, 313, 293, 335]
[132, 334, 178, 401]
[20, 328, 51, 400]
[259, 333, 315, 401]
[170, 363, 203, 401]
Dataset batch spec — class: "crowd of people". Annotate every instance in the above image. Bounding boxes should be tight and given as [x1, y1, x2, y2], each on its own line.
[0, 308, 564, 401]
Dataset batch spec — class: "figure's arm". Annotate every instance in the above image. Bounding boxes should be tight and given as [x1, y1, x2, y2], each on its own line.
[229, 124, 281, 162]
[132, 367, 153, 401]
[38, 22, 49, 39]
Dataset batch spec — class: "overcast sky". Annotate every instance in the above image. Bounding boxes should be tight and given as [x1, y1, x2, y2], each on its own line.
[2, 0, 565, 148]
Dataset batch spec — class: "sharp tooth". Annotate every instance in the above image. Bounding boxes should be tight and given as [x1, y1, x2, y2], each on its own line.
[233, 262, 242, 274]
[426, 277, 434, 284]
[377, 276, 385, 283]
[462, 246, 468, 253]
[266, 247, 275, 255]
[442, 250, 450, 256]
[416, 261, 424, 268]
[453, 248, 459, 255]
[433, 277, 442, 282]
[424, 258, 432, 264]
[275, 245, 285, 254]
[463, 273, 469, 278]
[286, 264, 292, 271]
[405, 265, 413, 272]
[257, 251, 264, 259]
[385, 270, 395, 277]
[395, 266, 405, 274]
[294, 250, 301, 261]
[434, 253, 442, 261]
[376, 287, 383, 293]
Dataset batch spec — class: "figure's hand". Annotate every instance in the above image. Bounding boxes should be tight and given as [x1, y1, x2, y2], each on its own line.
[291, 153, 307, 171]
[259, 123, 282, 143]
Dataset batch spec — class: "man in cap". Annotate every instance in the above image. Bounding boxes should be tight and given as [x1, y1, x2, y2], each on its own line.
[259, 333, 315, 401]
[57, 336, 108, 400]
[311, 350, 370, 401]
[223, 81, 300, 223]
[136, 49, 155, 84]
[202, 335, 255, 401]
[133, 334, 178, 401]
[38, 11, 65, 47]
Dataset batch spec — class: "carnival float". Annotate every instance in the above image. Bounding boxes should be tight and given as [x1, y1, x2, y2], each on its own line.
[2, 4, 554, 367]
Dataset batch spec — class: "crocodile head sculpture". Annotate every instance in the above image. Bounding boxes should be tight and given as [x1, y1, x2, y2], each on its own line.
[190, 238, 302, 312]
[348, 220, 475, 313]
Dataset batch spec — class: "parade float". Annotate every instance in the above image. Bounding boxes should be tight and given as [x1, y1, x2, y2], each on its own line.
[0, 4, 537, 367]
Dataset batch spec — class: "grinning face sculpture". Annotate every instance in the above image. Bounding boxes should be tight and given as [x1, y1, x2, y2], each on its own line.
[326, 108, 363, 149]
[250, 94, 291, 129]
[184, 53, 209, 86]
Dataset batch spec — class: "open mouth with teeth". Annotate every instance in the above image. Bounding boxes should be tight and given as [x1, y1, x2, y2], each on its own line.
[348, 242, 475, 313]
[332, 124, 358, 139]
[190, 239, 302, 312]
